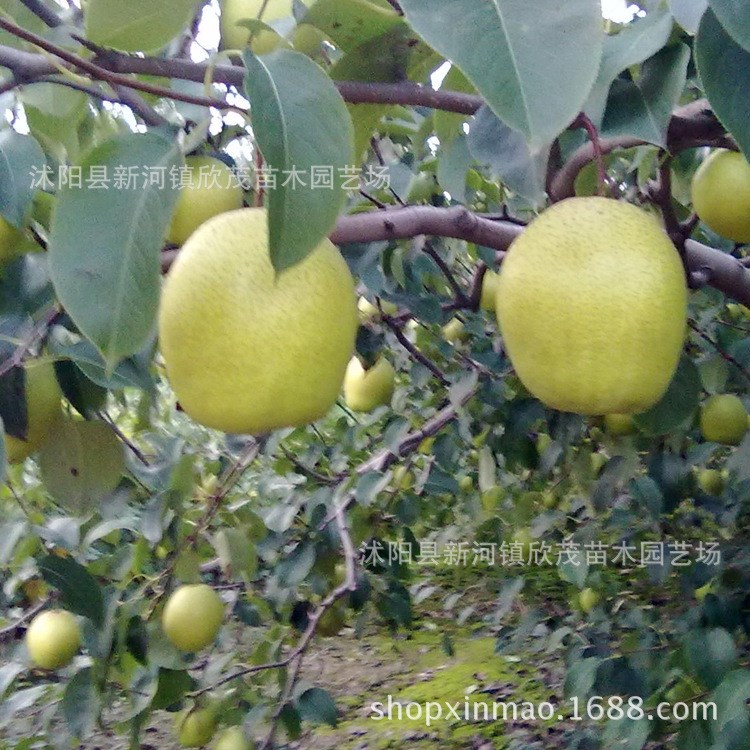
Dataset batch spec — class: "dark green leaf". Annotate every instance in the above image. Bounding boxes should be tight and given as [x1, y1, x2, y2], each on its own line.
[634, 356, 701, 435]
[670, 0, 708, 34]
[151, 669, 194, 711]
[62, 668, 98, 739]
[696, 9, 750, 160]
[243, 49, 353, 273]
[48, 131, 182, 369]
[601, 44, 690, 146]
[0, 130, 46, 227]
[399, 0, 603, 147]
[708, 0, 750, 52]
[467, 105, 547, 204]
[39, 554, 105, 626]
[296, 687, 339, 727]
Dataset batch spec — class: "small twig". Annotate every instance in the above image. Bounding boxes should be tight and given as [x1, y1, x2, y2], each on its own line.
[0, 597, 52, 641]
[468, 262, 488, 311]
[97, 411, 150, 466]
[19, 0, 62, 27]
[688, 319, 750, 384]
[279, 445, 338, 485]
[382, 315, 449, 386]
[0, 307, 59, 379]
[571, 112, 608, 197]
[422, 239, 470, 307]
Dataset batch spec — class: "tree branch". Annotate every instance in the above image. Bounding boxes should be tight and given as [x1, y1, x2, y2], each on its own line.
[549, 100, 731, 201]
[19, 0, 62, 28]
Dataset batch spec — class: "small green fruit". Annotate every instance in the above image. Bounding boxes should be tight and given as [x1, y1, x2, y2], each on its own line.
[578, 587, 601, 613]
[214, 726, 255, 750]
[176, 707, 218, 748]
[317, 605, 346, 637]
[343, 356, 395, 412]
[441, 317, 467, 343]
[459, 475, 474, 492]
[604, 413, 637, 437]
[162, 584, 224, 652]
[480, 269, 500, 312]
[700, 394, 748, 446]
[696, 468, 724, 495]
[481, 485, 503, 511]
[25, 610, 81, 670]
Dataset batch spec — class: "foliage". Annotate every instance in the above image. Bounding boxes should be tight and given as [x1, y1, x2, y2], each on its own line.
[1, 1, 750, 749]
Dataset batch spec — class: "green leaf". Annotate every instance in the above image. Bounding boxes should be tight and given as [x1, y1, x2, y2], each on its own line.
[634, 356, 701, 436]
[601, 44, 690, 147]
[399, 0, 603, 148]
[0, 417, 5, 486]
[708, 0, 750, 52]
[467, 105, 547, 205]
[686, 627, 738, 689]
[243, 49, 354, 273]
[711, 670, 750, 735]
[564, 657, 599, 700]
[0, 131, 46, 228]
[601, 716, 650, 750]
[0, 1, 47, 49]
[38, 419, 125, 515]
[296, 687, 338, 727]
[48, 131, 181, 369]
[85, 0, 200, 53]
[151, 668, 194, 711]
[62, 668, 99, 739]
[39, 554, 105, 626]
[437, 133, 471, 205]
[213, 528, 258, 580]
[696, 9, 750, 160]
[585, 7, 674, 125]
[277, 541, 315, 586]
[669, 0, 708, 34]
[302, 0, 402, 51]
[434, 66, 475, 146]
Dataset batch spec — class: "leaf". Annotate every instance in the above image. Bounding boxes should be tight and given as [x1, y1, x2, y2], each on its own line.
[302, 0, 402, 51]
[585, 7, 675, 125]
[0, 130, 46, 227]
[601, 717, 650, 750]
[85, 0, 200, 53]
[711, 670, 750, 733]
[696, 9, 750, 160]
[62, 668, 98, 739]
[437, 133, 471, 205]
[296, 687, 339, 726]
[467, 105, 547, 204]
[434, 66, 475, 146]
[634, 356, 701, 436]
[564, 656, 599, 700]
[243, 49, 354, 273]
[212, 528, 258, 579]
[39, 554, 105, 626]
[686, 628, 738, 689]
[669, 0, 709, 34]
[48, 131, 181, 369]
[708, 0, 750, 52]
[601, 44, 690, 147]
[277, 541, 315, 586]
[399, 0, 603, 148]
[38, 419, 125, 515]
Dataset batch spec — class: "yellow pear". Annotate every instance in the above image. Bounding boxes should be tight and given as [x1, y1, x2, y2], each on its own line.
[26, 609, 81, 669]
[441, 317, 467, 343]
[343, 356, 395, 412]
[480, 269, 500, 312]
[496, 197, 687, 414]
[159, 208, 357, 434]
[691, 149, 750, 242]
[167, 155, 243, 246]
[219, 0, 292, 53]
[162, 584, 224, 652]
[6, 359, 63, 463]
[214, 726, 255, 750]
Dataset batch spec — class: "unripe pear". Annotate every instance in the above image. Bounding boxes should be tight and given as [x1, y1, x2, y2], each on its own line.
[357, 296, 398, 321]
[695, 468, 724, 495]
[578, 587, 600, 613]
[604, 413, 637, 437]
[343, 357, 395, 412]
[167, 155, 243, 246]
[441, 317, 467, 343]
[214, 726, 255, 750]
[480, 269, 500, 312]
[176, 706, 218, 748]
[700, 394, 748, 446]
[162, 584, 224, 652]
[6, 359, 63, 463]
[691, 149, 750, 242]
[219, 0, 291, 53]
[26, 610, 81, 670]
